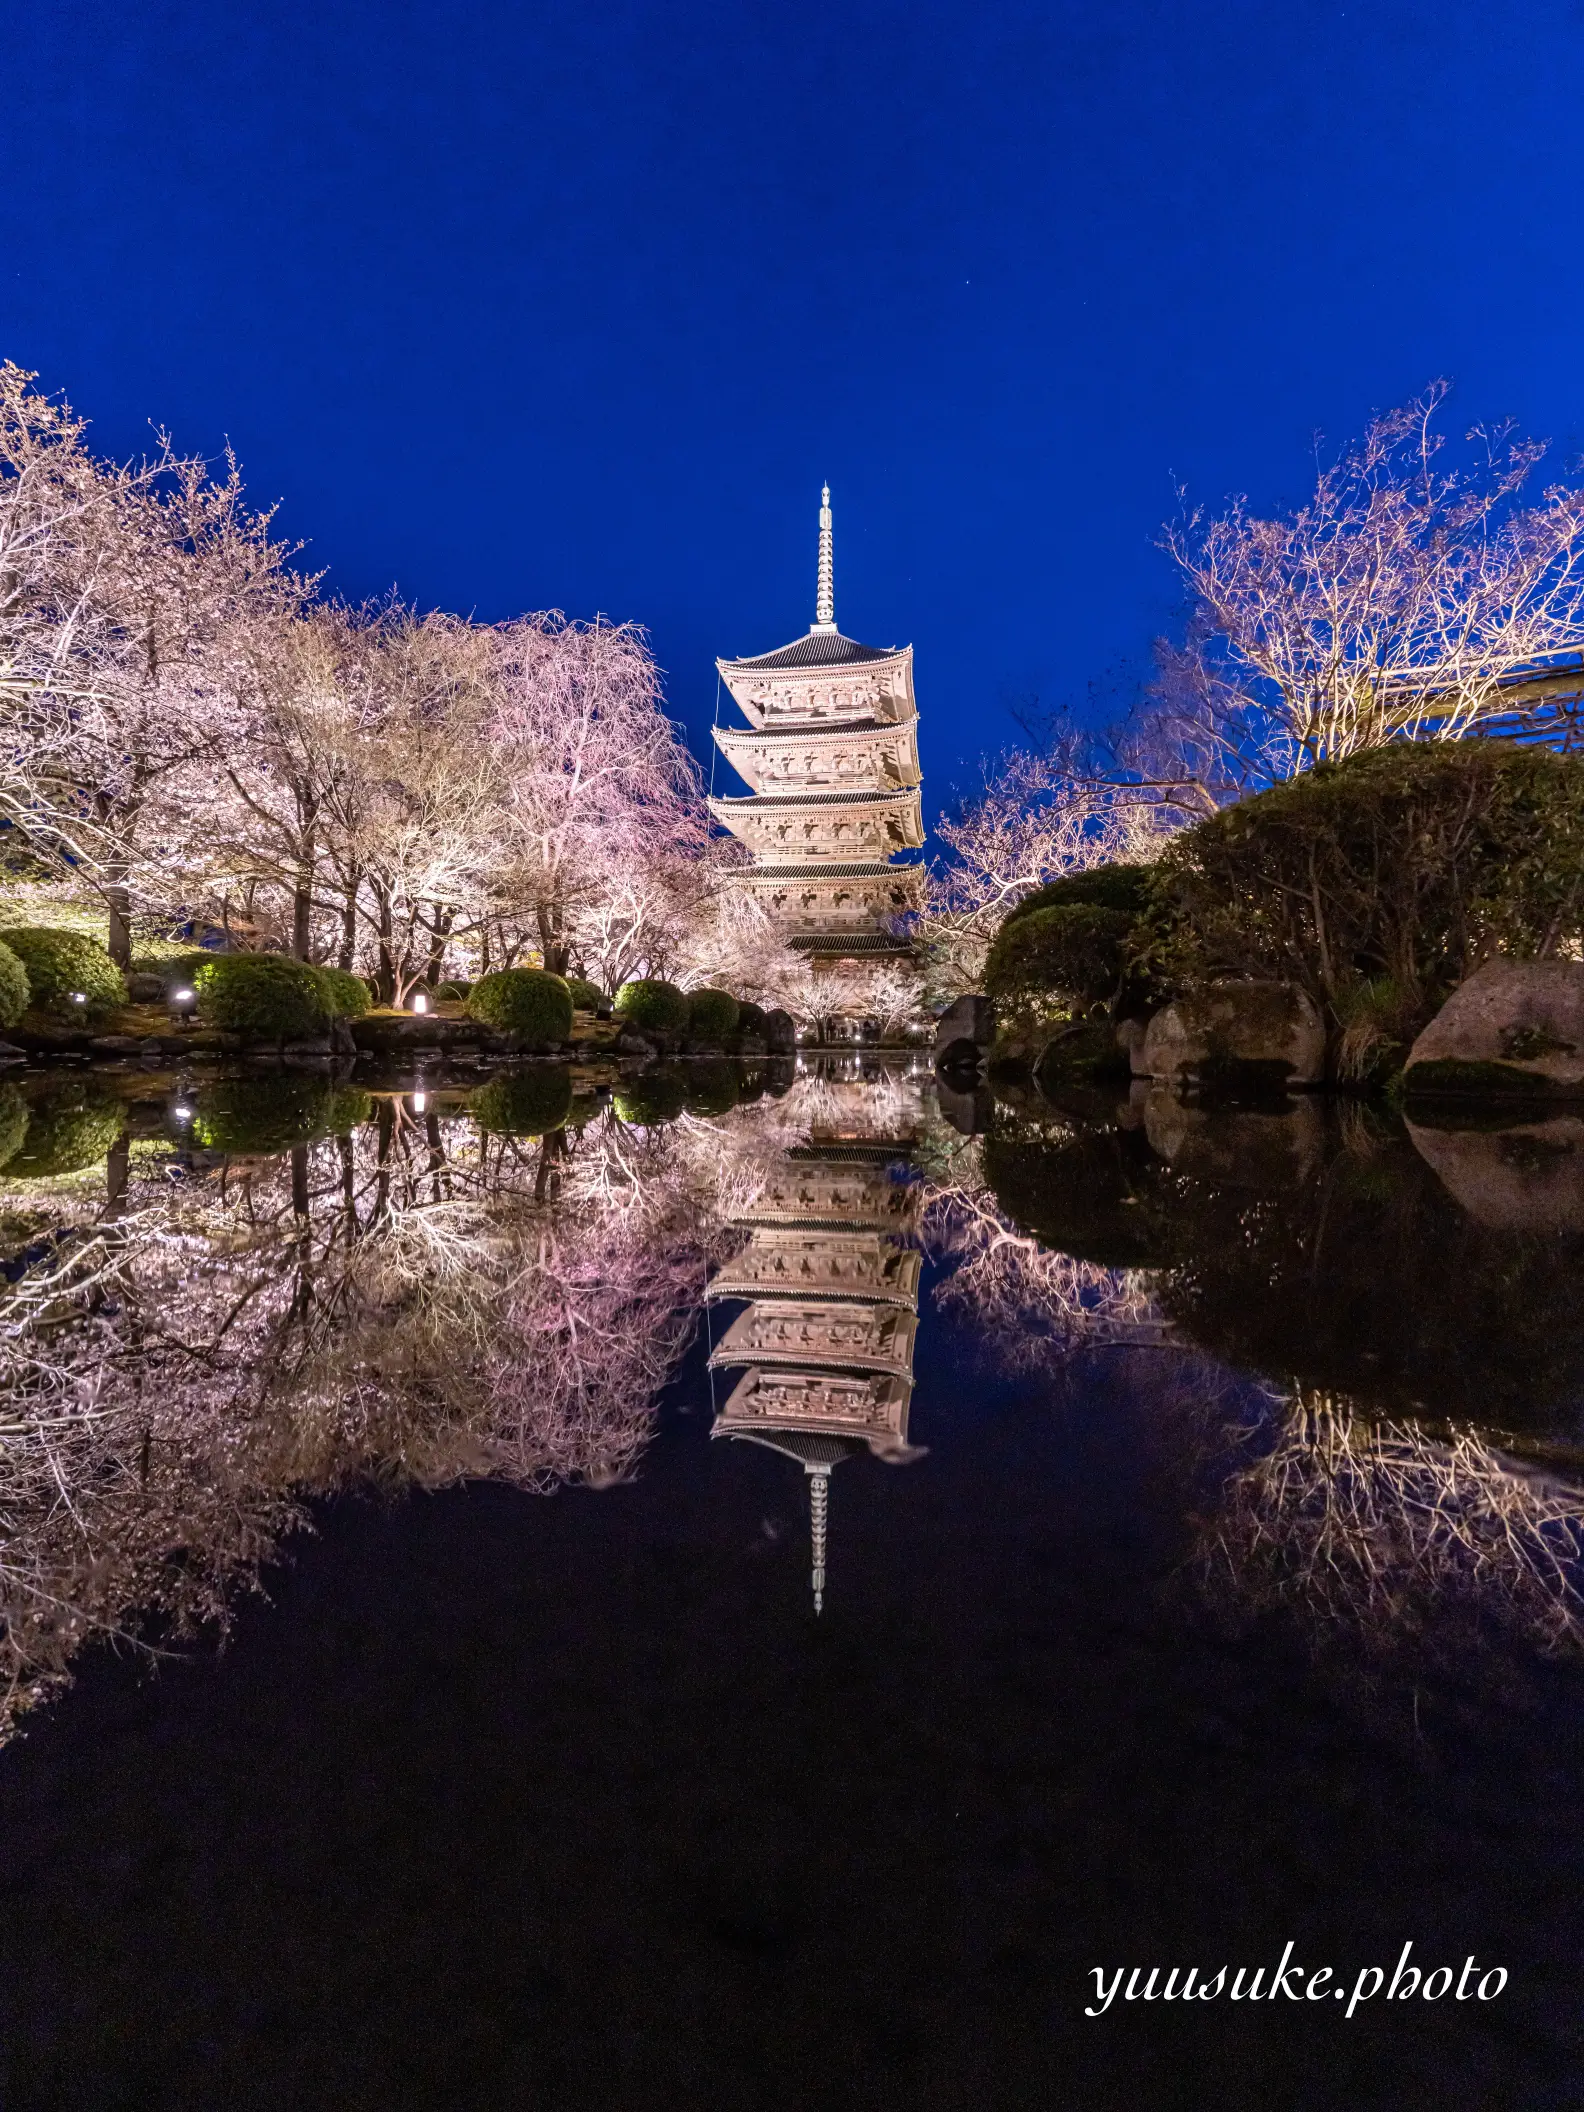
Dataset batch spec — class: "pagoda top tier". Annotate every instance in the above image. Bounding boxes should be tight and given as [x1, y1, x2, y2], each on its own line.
[716, 484, 914, 729]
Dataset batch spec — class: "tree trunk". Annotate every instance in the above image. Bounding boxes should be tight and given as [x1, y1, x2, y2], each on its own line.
[376, 883, 396, 1006]
[106, 883, 132, 971]
[291, 809, 318, 960]
[339, 871, 360, 972]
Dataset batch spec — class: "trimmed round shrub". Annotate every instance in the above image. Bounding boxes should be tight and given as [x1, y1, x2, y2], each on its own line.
[684, 1059, 741, 1115]
[985, 904, 1137, 1013]
[435, 979, 471, 1000]
[8, 1082, 124, 1178]
[613, 978, 688, 1038]
[194, 953, 332, 1039]
[686, 987, 740, 1044]
[192, 1078, 372, 1154]
[0, 940, 30, 1030]
[467, 969, 575, 1048]
[564, 976, 608, 1016]
[1000, 863, 1159, 934]
[735, 1001, 769, 1042]
[1140, 740, 1584, 1047]
[0, 1082, 28, 1171]
[131, 948, 219, 994]
[613, 1070, 687, 1125]
[469, 1068, 575, 1137]
[2, 927, 125, 1017]
[315, 965, 371, 1019]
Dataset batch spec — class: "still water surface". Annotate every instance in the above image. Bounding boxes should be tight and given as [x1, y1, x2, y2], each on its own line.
[0, 1057, 1579, 2108]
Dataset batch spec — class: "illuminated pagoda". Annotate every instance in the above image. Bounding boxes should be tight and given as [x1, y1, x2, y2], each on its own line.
[709, 487, 925, 962]
[707, 1085, 926, 1612]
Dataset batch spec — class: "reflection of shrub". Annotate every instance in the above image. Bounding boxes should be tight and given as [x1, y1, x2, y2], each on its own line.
[316, 965, 371, 1019]
[196, 954, 331, 1038]
[684, 1060, 740, 1115]
[3, 927, 125, 1017]
[983, 1119, 1174, 1269]
[470, 1069, 574, 1136]
[9, 1082, 124, 1177]
[0, 940, 29, 1029]
[614, 979, 688, 1037]
[686, 987, 739, 1043]
[613, 1070, 687, 1125]
[986, 904, 1137, 1014]
[0, 1082, 28, 1170]
[1000, 863, 1158, 933]
[193, 1078, 372, 1153]
[1139, 742, 1584, 1042]
[467, 970, 574, 1047]
[565, 976, 608, 1015]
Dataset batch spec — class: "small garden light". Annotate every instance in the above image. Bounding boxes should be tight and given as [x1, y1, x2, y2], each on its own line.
[413, 991, 429, 1014]
[172, 1103, 193, 1122]
[169, 985, 198, 1020]
[70, 991, 86, 1005]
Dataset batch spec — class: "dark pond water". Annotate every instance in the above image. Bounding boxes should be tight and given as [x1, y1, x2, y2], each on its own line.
[0, 1056, 1580, 2109]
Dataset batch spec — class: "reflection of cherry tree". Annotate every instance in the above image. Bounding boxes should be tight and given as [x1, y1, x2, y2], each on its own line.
[1207, 1388, 1584, 1653]
[918, 1131, 1165, 1371]
[0, 1090, 807, 1737]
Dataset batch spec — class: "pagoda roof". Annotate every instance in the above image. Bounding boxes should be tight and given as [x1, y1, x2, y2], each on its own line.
[789, 932, 918, 957]
[718, 627, 907, 673]
[710, 786, 920, 812]
[714, 715, 900, 745]
[738, 861, 903, 879]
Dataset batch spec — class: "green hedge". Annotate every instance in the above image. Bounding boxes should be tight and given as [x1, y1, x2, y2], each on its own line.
[467, 969, 574, 1047]
[2, 927, 125, 1017]
[316, 965, 371, 1019]
[613, 978, 688, 1037]
[564, 976, 608, 1015]
[736, 1001, 770, 1041]
[985, 903, 1138, 1014]
[0, 940, 29, 1030]
[469, 1068, 575, 1136]
[434, 978, 471, 1000]
[686, 987, 740, 1043]
[1138, 741, 1584, 1046]
[613, 1070, 687, 1125]
[1000, 863, 1158, 933]
[192, 1078, 372, 1154]
[194, 954, 332, 1038]
[131, 948, 218, 994]
[7, 1081, 125, 1178]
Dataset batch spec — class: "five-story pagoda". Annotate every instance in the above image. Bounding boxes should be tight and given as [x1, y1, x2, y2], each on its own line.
[710, 488, 925, 963]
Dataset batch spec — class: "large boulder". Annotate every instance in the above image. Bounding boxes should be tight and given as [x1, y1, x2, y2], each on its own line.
[1136, 982, 1324, 1089]
[933, 993, 995, 1071]
[1403, 958, 1584, 1098]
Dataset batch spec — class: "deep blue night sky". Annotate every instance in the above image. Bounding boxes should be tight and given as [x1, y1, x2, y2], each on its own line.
[7, 1, 1584, 825]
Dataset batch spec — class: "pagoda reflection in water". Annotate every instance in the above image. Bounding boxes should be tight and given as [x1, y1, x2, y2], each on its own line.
[707, 1065, 927, 1611]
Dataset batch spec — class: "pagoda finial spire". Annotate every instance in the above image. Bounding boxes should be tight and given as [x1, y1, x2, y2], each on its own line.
[813, 484, 835, 631]
[808, 1463, 830, 1614]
